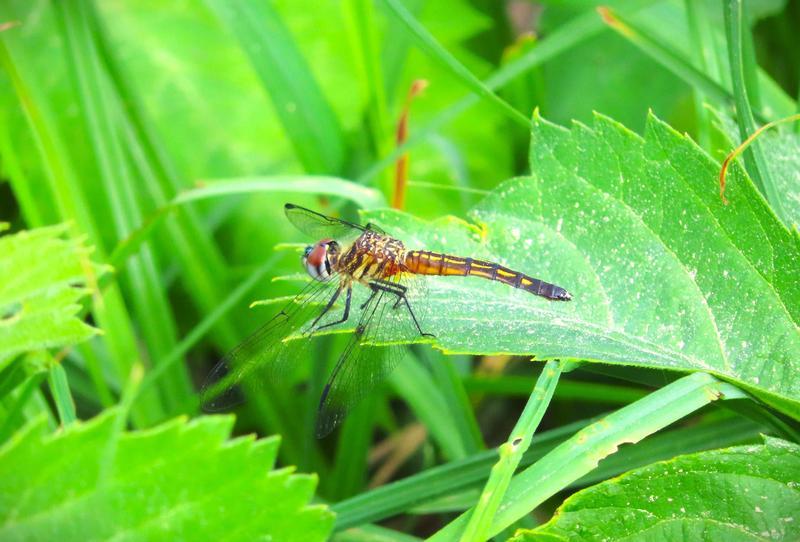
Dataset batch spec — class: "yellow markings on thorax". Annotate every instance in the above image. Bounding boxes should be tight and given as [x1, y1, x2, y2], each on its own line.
[342, 231, 406, 281]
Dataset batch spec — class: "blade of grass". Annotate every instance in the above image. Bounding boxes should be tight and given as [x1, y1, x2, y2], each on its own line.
[684, 0, 712, 148]
[330, 394, 378, 500]
[723, 0, 788, 222]
[332, 415, 596, 530]
[0, 27, 159, 426]
[428, 373, 748, 541]
[720, 398, 800, 444]
[575, 413, 760, 487]
[406, 181, 489, 196]
[379, 0, 529, 128]
[0, 359, 28, 400]
[342, 0, 389, 159]
[55, 0, 191, 416]
[358, 1, 657, 185]
[0, 107, 51, 226]
[46, 361, 76, 426]
[205, 0, 345, 174]
[176, 177, 386, 209]
[463, 375, 648, 404]
[0, 371, 47, 443]
[134, 253, 280, 407]
[390, 354, 469, 461]
[306, 339, 333, 474]
[408, 413, 762, 517]
[379, 0, 422, 103]
[598, 7, 736, 116]
[738, 1, 761, 111]
[459, 360, 561, 542]
[87, 0, 240, 351]
[331, 408, 761, 530]
[598, 6, 791, 127]
[333, 524, 423, 542]
[71, 344, 115, 408]
[109, 174, 385, 275]
[423, 351, 484, 454]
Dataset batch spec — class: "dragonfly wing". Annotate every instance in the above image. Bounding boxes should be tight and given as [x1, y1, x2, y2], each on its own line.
[284, 203, 390, 239]
[284, 203, 366, 240]
[315, 278, 431, 438]
[200, 277, 339, 411]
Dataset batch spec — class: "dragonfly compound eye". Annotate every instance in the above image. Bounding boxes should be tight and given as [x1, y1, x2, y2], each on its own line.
[304, 241, 332, 281]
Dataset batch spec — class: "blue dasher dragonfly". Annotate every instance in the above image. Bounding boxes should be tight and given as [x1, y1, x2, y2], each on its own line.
[201, 203, 572, 437]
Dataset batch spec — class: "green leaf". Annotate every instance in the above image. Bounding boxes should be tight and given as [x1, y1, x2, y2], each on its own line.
[363, 111, 799, 419]
[0, 411, 333, 541]
[512, 436, 800, 541]
[0, 224, 102, 367]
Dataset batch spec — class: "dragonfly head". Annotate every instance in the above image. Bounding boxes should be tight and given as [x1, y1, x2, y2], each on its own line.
[303, 239, 339, 281]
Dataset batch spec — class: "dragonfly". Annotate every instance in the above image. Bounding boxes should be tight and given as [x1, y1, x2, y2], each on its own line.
[201, 203, 572, 437]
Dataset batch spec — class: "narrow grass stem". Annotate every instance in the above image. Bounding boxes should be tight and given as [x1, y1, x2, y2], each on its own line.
[429, 373, 744, 540]
[459, 361, 561, 542]
[723, 0, 786, 221]
[47, 362, 76, 427]
[379, 0, 529, 128]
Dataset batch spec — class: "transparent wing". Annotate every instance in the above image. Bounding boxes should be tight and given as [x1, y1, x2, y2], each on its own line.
[200, 276, 341, 411]
[284, 203, 386, 240]
[315, 274, 432, 438]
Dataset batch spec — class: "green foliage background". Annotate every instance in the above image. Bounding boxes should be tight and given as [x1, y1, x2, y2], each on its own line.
[1, 0, 798, 540]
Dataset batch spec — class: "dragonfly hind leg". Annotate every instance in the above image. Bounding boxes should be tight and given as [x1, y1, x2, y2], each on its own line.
[313, 285, 353, 331]
[367, 279, 435, 339]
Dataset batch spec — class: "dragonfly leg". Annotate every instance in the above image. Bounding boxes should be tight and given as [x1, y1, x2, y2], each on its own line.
[360, 285, 380, 310]
[368, 280, 435, 339]
[314, 286, 353, 331]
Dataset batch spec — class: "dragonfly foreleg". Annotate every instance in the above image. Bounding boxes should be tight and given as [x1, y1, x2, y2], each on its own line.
[367, 280, 434, 339]
[313, 285, 353, 331]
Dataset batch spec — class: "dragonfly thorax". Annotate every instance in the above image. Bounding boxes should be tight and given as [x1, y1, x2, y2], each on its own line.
[303, 239, 340, 281]
[339, 230, 407, 281]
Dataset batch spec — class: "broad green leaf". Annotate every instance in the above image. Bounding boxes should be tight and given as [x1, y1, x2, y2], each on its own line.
[512, 436, 800, 541]
[360, 111, 799, 419]
[0, 224, 103, 368]
[0, 411, 333, 541]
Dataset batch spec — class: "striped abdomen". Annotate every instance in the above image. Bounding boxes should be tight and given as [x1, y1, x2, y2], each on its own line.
[404, 251, 572, 301]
